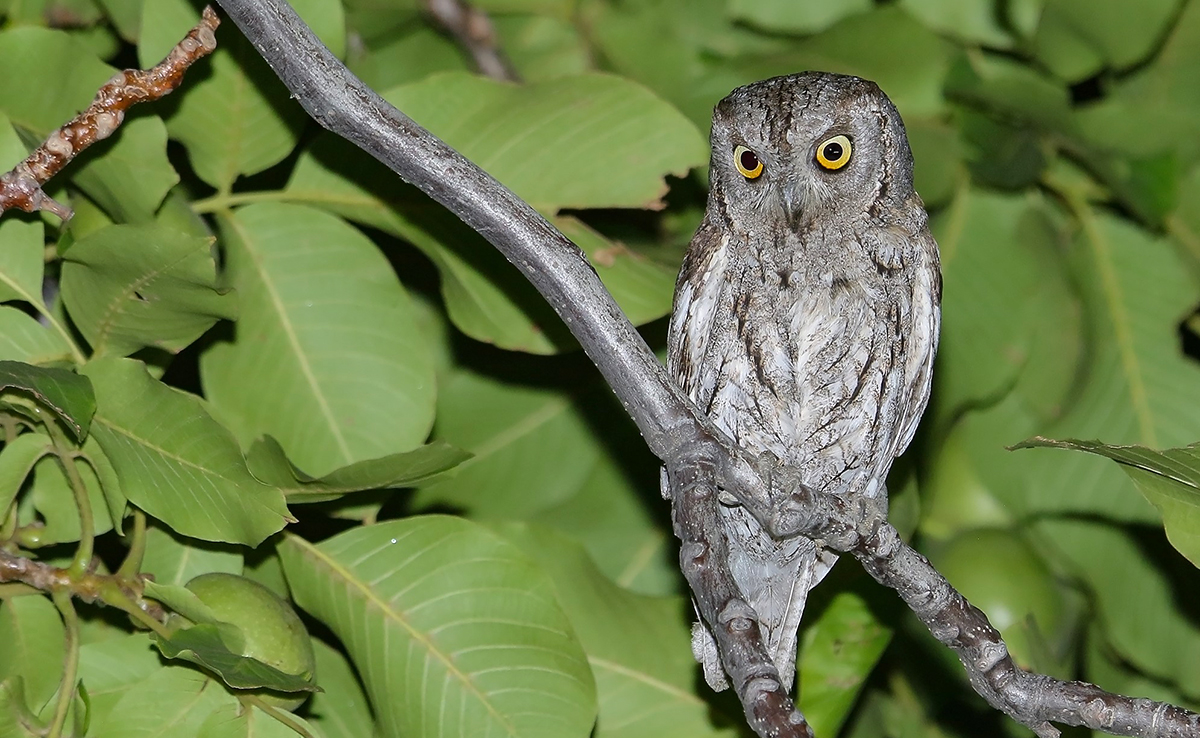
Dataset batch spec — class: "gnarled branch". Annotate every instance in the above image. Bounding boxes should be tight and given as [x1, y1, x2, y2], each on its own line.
[0, 6, 219, 221]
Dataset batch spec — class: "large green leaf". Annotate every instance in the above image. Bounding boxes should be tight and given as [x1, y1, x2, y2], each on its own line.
[728, 0, 870, 35]
[142, 522, 244, 587]
[0, 308, 75, 366]
[137, 0, 345, 191]
[1073, 1, 1200, 168]
[737, 6, 954, 119]
[1001, 211, 1200, 520]
[932, 188, 1081, 426]
[493, 523, 739, 738]
[60, 224, 234, 358]
[1030, 518, 1200, 696]
[245, 435, 469, 505]
[88, 664, 236, 738]
[77, 634, 165, 729]
[415, 369, 678, 594]
[81, 357, 291, 546]
[0, 595, 64, 714]
[279, 517, 597, 738]
[307, 639, 374, 738]
[1033, 0, 1178, 81]
[798, 590, 892, 737]
[1017, 439, 1200, 568]
[386, 71, 705, 211]
[199, 203, 435, 477]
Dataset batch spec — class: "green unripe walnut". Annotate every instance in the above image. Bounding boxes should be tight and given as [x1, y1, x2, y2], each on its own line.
[184, 573, 316, 710]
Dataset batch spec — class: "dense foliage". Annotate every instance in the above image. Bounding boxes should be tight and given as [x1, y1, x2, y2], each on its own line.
[0, 0, 1198, 737]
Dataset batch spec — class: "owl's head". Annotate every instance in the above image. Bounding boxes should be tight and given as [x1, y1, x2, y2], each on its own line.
[707, 72, 915, 231]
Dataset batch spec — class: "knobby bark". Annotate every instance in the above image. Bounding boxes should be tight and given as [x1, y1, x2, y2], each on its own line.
[0, 7, 219, 221]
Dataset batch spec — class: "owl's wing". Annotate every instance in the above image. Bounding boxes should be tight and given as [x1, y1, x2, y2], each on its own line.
[888, 232, 941, 462]
[667, 221, 729, 399]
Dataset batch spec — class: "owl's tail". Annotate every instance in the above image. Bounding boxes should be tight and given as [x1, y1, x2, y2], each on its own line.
[691, 509, 836, 693]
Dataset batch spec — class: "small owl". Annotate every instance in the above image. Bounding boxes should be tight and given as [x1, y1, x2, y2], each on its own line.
[666, 72, 941, 692]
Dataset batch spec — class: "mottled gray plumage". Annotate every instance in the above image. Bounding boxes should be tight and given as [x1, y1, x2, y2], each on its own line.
[665, 72, 941, 692]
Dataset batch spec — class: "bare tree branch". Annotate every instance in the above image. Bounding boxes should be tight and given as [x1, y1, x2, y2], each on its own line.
[209, 2, 1200, 737]
[422, 0, 519, 82]
[0, 6, 220, 222]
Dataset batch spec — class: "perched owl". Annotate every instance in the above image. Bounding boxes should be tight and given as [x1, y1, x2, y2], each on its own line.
[666, 72, 941, 692]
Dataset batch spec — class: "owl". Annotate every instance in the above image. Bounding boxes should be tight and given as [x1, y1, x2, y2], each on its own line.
[666, 72, 941, 692]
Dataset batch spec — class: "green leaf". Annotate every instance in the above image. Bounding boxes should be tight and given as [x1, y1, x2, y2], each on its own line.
[932, 189, 1080, 425]
[385, 71, 706, 211]
[199, 203, 435, 477]
[80, 357, 291, 546]
[142, 523, 244, 587]
[95, 0, 143, 42]
[77, 634, 165, 729]
[1030, 211, 1200, 519]
[0, 360, 95, 440]
[741, 6, 953, 119]
[88, 664, 236, 738]
[415, 369, 679, 594]
[0, 112, 46, 303]
[798, 591, 892, 737]
[0, 677, 42, 738]
[0, 308, 74, 365]
[0, 432, 51, 514]
[897, 0, 1014, 47]
[137, 0, 345, 190]
[0, 596, 64, 714]
[285, 134, 679, 353]
[492, 14, 590, 81]
[71, 115, 179, 225]
[348, 24, 468, 91]
[492, 523, 738, 738]
[1033, 0, 1178, 81]
[60, 224, 234, 358]
[246, 435, 469, 504]
[1072, 2, 1200, 168]
[307, 639, 374, 738]
[154, 624, 318, 693]
[279, 517, 597, 738]
[728, 0, 870, 35]
[1016, 438, 1200, 568]
[1029, 518, 1200, 694]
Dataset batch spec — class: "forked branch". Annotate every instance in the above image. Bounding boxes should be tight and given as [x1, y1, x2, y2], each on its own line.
[0, 6, 219, 221]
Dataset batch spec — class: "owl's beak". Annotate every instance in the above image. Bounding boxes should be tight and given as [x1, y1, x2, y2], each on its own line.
[780, 181, 806, 228]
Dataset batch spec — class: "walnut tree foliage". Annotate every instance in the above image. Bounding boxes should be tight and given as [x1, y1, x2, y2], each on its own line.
[0, 0, 1198, 737]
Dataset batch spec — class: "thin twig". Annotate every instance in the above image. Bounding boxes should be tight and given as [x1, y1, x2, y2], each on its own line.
[0, 6, 220, 221]
[208, 2, 1200, 736]
[422, 0, 519, 82]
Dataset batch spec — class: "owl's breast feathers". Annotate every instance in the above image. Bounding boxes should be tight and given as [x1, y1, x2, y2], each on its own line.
[667, 211, 940, 499]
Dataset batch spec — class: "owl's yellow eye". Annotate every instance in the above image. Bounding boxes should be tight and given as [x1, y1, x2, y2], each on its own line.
[734, 146, 764, 179]
[815, 135, 852, 170]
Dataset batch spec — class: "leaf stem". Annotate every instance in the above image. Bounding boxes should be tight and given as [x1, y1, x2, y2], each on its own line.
[241, 694, 316, 738]
[43, 419, 94, 577]
[47, 589, 80, 738]
[117, 508, 147, 579]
